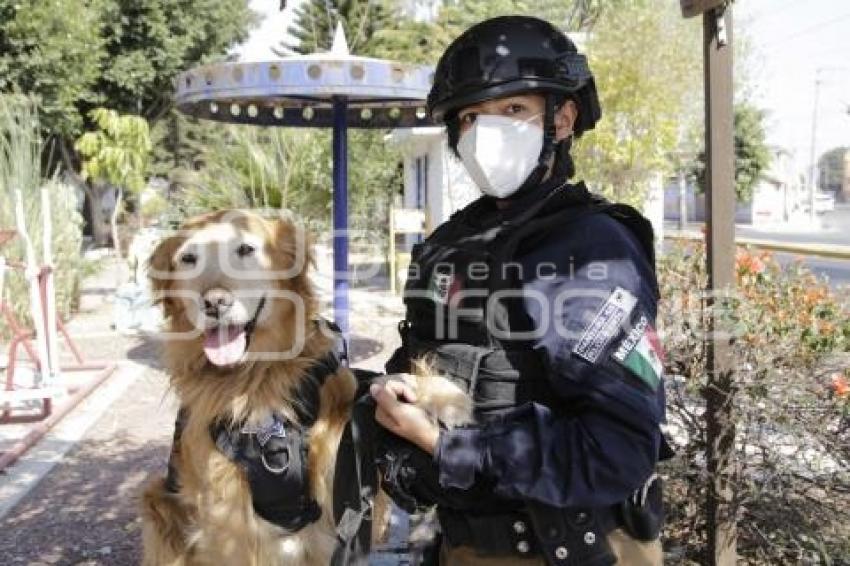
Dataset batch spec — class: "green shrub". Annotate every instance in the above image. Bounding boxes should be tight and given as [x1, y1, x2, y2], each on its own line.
[167, 123, 401, 257]
[659, 242, 850, 563]
[0, 95, 84, 338]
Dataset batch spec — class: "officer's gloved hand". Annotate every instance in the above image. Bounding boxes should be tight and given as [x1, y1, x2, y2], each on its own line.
[376, 423, 507, 514]
[375, 424, 444, 514]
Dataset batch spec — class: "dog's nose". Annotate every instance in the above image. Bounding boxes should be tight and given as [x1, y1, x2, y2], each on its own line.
[203, 288, 234, 318]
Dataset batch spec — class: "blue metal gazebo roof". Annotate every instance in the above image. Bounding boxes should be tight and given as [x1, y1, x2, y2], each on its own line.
[174, 25, 435, 339]
[175, 26, 434, 129]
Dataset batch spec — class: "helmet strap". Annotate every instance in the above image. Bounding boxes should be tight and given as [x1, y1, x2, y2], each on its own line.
[507, 93, 560, 199]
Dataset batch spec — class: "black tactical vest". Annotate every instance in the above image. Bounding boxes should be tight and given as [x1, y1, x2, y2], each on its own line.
[386, 182, 656, 423]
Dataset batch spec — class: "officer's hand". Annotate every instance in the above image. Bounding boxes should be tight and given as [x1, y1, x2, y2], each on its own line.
[370, 381, 439, 456]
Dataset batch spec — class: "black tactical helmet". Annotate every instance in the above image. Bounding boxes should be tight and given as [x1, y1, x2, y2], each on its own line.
[426, 15, 601, 135]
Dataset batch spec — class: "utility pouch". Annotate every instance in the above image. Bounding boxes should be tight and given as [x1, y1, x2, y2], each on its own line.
[617, 474, 664, 542]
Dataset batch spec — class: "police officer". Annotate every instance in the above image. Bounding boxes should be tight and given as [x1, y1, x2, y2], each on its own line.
[370, 15, 667, 566]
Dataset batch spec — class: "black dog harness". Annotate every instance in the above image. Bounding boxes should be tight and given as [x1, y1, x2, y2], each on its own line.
[163, 320, 380, 564]
[164, 347, 340, 531]
[209, 346, 340, 532]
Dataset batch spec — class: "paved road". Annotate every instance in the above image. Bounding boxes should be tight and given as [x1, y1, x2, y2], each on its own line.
[669, 203, 850, 247]
[739, 203, 850, 247]
[665, 203, 850, 289]
[774, 252, 850, 289]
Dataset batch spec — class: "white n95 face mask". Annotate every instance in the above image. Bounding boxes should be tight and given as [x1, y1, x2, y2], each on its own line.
[457, 113, 544, 199]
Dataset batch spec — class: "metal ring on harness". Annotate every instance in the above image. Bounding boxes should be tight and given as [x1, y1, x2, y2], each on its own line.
[260, 448, 290, 475]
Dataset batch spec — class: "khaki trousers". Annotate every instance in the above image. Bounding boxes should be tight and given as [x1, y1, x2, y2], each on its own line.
[439, 529, 662, 565]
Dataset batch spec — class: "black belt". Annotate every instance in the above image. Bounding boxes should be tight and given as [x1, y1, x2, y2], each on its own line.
[438, 505, 622, 564]
[438, 508, 543, 558]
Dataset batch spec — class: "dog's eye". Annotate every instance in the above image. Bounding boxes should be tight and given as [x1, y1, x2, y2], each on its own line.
[180, 252, 197, 265]
[236, 243, 255, 258]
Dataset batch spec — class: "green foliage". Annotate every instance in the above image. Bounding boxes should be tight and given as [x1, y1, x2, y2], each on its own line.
[693, 103, 773, 203]
[660, 241, 850, 561]
[177, 124, 401, 244]
[301, 0, 629, 64]
[0, 96, 84, 337]
[149, 108, 218, 179]
[75, 109, 152, 194]
[818, 146, 849, 193]
[177, 125, 327, 217]
[0, 0, 106, 137]
[286, 0, 398, 55]
[96, 0, 259, 120]
[571, 1, 702, 208]
[0, 0, 257, 141]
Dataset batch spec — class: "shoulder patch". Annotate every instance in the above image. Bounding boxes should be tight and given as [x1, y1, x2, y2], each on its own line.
[573, 287, 637, 364]
[612, 314, 663, 390]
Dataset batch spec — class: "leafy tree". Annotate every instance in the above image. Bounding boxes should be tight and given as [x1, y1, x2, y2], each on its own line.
[1, 0, 258, 245]
[693, 103, 772, 203]
[0, 0, 257, 140]
[571, 1, 702, 207]
[285, 0, 398, 55]
[818, 146, 849, 194]
[368, 0, 637, 66]
[75, 108, 152, 257]
[0, 0, 106, 137]
[149, 108, 222, 179]
[96, 0, 258, 122]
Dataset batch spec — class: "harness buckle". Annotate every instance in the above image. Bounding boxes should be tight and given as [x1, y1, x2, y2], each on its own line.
[242, 414, 290, 475]
[241, 414, 286, 447]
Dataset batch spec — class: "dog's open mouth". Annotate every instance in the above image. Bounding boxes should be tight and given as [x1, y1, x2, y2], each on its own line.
[202, 296, 266, 367]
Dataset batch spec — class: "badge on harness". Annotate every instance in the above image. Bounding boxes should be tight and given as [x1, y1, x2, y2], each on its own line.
[573, 287, 637, 364]
[242, 414, 286, 447]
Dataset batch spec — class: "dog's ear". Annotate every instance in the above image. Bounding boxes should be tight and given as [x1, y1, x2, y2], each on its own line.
[271, 216, 314, 276]
[147, 235, 184, 318]
[270, 216, 317, 315]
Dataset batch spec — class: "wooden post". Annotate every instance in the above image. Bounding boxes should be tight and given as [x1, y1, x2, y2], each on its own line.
[389, 207, 396, 295]
[703, 5, 737, 565]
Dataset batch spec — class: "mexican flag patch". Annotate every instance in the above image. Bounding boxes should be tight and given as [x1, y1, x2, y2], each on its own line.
[612, 314, 664, 390]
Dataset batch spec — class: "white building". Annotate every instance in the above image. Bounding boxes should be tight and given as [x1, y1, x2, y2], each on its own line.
[385, 128, 479, 243]
[663, 147, 808, 227]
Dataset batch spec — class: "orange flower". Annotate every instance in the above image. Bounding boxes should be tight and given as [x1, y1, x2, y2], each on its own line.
[832, 374, 849, 398]
[818, 321, 836, 335]
[735, 250, 765, 274]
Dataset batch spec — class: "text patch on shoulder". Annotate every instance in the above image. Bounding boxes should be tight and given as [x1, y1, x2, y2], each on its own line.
[572, 287, 637, 364]
[612, 314, 664, 391]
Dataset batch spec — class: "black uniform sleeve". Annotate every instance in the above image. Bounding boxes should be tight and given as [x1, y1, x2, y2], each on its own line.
[434, 213, 666, 508]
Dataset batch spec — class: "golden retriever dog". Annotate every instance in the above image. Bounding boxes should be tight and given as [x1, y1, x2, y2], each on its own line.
[140, 208, 473, 566]
[140, 209, 383, 566]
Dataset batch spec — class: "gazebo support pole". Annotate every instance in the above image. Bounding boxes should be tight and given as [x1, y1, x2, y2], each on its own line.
[332, 96, 350, 341]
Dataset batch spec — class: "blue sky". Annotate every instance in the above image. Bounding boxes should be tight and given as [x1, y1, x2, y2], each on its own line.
[233, 0, 850, 176]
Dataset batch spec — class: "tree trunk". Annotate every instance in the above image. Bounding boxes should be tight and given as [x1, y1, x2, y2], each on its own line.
[111, 186, 123, 260]
[58, 137, 111, 247]
[87, 184, 112, 247]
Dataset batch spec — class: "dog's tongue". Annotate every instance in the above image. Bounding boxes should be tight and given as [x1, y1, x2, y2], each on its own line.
[203, 325, 247, 366]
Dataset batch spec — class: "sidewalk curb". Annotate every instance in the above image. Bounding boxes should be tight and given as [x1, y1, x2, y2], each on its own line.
[0, 361, 145, 521]
[0, 365, 116, 473]
[665, 231, 850, 260]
